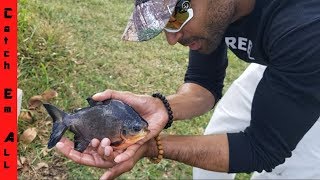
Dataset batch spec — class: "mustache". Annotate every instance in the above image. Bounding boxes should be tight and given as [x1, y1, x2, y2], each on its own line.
[178, 39, 193, 46]
[178, 37, 201, 46]
[178, 37, 199, 46]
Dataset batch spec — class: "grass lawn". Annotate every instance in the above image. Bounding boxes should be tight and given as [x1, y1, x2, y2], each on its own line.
[18, 0, 250, 179]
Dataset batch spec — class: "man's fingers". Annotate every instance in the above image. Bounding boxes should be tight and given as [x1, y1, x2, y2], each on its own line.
[91, 138, 100, 148]
[59, 137, 75, 147]
[100, 162, 133, 180]
[92, 90, 113, 101]
[112, 136, 147, 163]
[97, 138, 111, 156]
[56, 142, 96, 165]
[114, 144, 140, 163]
[104, 146, 113, 157]
[55, 139, 114, 168]
[55, 141, 73, 157]
[100, 142, 148, 179]
[92, 89, 127, 101]
[92, 90, 134, 105]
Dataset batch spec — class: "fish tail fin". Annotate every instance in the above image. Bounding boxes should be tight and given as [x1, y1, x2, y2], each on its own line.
[43, 103, 68, 149]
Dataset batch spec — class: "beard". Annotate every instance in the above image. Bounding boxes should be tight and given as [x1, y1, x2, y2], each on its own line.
[179, 0, 234, 54]
[178, 23, 227, 54]
[198, 27, 227, 54]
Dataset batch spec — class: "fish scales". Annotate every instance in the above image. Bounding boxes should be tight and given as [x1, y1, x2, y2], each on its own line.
[43, 98, 149, 152]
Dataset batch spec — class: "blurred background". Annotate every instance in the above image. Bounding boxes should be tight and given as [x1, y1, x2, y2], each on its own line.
[18, 0, 249, 179]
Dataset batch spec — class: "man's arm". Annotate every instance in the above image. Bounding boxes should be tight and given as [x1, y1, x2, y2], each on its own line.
[167, 83, 216, 121]
[160, 134, 229, 172]
[99, 134, 230, 179]
[54, 133, 225, 177]
[166, 42, 228, 121]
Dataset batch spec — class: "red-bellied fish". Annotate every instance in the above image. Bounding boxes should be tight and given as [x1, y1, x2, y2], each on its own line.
[43, 98, 149, 152]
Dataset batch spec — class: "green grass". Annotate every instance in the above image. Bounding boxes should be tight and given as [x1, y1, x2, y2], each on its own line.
[18, 0, 249, 179]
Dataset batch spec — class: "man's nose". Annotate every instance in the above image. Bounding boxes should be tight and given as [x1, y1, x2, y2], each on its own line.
[165, 31, 183, 45]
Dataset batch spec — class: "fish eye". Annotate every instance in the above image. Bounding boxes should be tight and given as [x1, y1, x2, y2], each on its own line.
[133, 125, 142, 132]
[122, 129, 127, 135]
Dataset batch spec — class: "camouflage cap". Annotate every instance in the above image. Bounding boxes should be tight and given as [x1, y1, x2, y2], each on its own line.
[122, 0, 179, 41]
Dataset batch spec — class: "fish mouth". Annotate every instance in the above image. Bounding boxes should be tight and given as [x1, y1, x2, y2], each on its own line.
[113, 128, 150, 150]
[131, 128, 150, 140]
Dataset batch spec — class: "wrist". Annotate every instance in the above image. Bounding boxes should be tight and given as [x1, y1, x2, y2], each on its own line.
[144, 138, 158, 158]
[152, 93, 174, 129]
[146, 135, 165, 164]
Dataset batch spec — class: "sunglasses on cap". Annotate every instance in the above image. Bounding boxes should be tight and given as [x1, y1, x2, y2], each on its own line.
[164, 0, 193, 33]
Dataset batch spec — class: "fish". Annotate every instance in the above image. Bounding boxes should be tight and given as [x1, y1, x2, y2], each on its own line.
[43, 97, 149, 152]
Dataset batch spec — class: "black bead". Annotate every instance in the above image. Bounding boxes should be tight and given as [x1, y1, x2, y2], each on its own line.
[152, 92, 174, 129]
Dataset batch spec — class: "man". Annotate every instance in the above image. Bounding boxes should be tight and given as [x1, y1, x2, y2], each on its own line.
[56, 0, 320, 179]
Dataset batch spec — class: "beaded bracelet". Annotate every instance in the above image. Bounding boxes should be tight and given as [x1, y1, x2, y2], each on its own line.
[152, 92, 174, 129]
[148, 135, 164, 164]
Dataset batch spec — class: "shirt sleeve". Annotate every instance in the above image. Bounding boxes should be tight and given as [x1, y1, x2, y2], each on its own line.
[227, 9, 320, 173]
[184, 41, 228, 100]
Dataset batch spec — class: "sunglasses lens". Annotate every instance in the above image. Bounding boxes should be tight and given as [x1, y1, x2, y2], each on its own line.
[165, 11, 190, 31]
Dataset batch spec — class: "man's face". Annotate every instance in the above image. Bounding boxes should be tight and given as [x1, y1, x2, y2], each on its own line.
[165, 0, 234, 54]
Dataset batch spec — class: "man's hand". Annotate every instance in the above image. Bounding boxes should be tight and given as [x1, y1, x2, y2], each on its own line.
[92, 89, 168, 163]
[55, 137, 120, 168]
[97, 138, 154, 180]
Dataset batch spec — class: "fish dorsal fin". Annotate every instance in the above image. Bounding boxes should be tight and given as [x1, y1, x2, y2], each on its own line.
[86, 97, 112, 107]
[86, 97, 98, 106]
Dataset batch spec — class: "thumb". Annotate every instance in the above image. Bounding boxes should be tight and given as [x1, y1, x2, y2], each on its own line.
[114, 143, 141, 163]
[99, 162, 132, 180]
[92, 90, 114, 101]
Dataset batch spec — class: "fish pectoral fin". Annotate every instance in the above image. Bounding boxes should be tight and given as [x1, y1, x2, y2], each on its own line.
[110, 139, 124, 147]
[73, 134, 90, 153]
